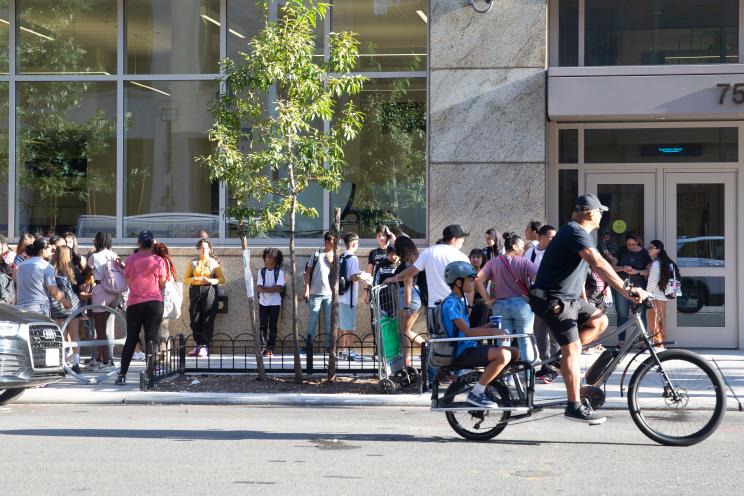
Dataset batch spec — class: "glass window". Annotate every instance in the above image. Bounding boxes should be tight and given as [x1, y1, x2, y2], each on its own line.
[0, 82, 7, 236]
[126, 0, 220, 74]
[227, 0, 265, 62]
[559, 129, 578, 163]
[558, 169, 577, 226]
[676, 183, 725, 267]
[559, 0, 578, 66]
[16, 81, 117, 236]
[677, 276, 725, 326]
[331, 0, 427, 72]
[585, 128, 738, 163]
[17, 0, 117, 75]
[0, 0, 9, 74]
[125, 80, 219, 238]
[586, 0, 738, 66]
[331, 78, 426, 238]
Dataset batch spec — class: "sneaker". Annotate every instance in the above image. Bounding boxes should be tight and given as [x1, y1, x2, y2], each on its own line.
[348, 350, 361, 361]
[85, 359, 101, 370]
[114, 374, 126, 386]
[197, 347, 208, 358]
[187, 347, 200, 357]
[299, 347, 307, 356]
[337, 350, 349, 360]
[541, 369, 559, 384]
[466, 391, 500, 409]
[71, 363, 81, 374]
[132, 351, 146, 360]
[98, 362, 116, 373]
[564, 402, 607, 425]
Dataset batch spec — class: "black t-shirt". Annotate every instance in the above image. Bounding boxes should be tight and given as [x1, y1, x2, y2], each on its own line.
[374, 260, 399, 286]
[534, 221, 595, 300]
[367, 248, 387, 270]
[615, 247, 652, 287]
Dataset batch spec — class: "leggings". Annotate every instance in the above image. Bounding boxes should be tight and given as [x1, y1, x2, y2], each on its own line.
[189, 285, 218, 346]
[121, 300, 164, 375]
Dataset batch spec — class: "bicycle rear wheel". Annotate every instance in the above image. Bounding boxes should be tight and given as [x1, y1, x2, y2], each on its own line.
[443, 373, 512, 441]
[628, 349, 726, 446]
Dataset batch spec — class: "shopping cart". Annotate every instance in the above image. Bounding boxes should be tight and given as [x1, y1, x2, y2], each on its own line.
[370, 283, 419, 393]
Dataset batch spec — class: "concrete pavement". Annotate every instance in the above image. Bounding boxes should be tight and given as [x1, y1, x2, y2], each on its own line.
[16, 349, 744, 411]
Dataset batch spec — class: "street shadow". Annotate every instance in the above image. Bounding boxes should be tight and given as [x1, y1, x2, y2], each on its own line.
[0, 428, 655, 447]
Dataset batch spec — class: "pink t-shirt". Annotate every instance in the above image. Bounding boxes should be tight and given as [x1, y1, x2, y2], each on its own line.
[480, 255, 538, 299]
[124, 252, 166, 306]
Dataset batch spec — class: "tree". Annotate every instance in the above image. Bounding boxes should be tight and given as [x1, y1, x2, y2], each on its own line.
[201, 0, 365, 383]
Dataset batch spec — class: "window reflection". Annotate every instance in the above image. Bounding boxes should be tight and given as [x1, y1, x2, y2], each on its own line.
[125, 80, 219, 238]
[332, 0, 427, 71]
[0, 82, 7, 236]
[559, 0, 578, 66]
[558, 169, 577, 226]
[586, 0, 738, 66]
[0, 0, 9, 74]
[332, 78, 426, 238]
[16, 82, 117, 236]
[126, 0, 220, 74]
[17, 0, 117, 75]
[677, 276, 725, 327]
[676, 183, 725, 267]
[227, 0, 265, 61]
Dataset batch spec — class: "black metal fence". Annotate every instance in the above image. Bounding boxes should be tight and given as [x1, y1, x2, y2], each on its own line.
[141, 332, 429, 391]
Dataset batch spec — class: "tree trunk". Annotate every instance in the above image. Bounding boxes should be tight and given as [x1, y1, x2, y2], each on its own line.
[288, 173, 303, 383]
[240, 226, 266, 381]
[327, 208, 342, 381]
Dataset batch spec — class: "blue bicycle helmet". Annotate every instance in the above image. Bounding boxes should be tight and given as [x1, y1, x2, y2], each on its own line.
[444, 261, 477, 285]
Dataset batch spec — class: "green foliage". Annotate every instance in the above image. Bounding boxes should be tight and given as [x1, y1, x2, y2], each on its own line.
[201, 0, 366, 235]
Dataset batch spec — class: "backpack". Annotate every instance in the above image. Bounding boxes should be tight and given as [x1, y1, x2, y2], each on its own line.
[664, 262, 682, 299]
[338, 254, 353, 296]
[0, 272, 15, 305]
[100, 257, 128, 294]
[260, 267, 286, 300]
[427, 295, 460, 368]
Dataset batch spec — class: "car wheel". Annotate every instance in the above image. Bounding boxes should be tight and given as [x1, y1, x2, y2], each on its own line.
[0, 388, 25, 405]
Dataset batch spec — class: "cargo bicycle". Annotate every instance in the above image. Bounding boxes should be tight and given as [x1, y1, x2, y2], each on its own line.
[427, 283, 727, 446]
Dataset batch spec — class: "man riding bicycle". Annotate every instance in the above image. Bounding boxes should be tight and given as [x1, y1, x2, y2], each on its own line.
[529, 194, 650, 425]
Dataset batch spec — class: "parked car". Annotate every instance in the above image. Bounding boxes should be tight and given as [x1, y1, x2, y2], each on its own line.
[676, 236, 725, 314]
[0, 304, 65, 405]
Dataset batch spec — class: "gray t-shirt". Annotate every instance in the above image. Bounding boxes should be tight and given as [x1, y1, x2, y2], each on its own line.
[306, 251, 332, 296]
[16, 257, 56, 307]
[534, 221, 595, 300]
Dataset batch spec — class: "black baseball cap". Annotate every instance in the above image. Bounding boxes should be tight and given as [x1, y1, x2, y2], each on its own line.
[442, 224, 469, 241]
[138, 230, 155, 244]
[573, 193, 609, 212]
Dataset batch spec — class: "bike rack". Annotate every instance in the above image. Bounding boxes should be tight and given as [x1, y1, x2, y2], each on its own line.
[60, 305, 127, 384]
[711, 359, 743, 412]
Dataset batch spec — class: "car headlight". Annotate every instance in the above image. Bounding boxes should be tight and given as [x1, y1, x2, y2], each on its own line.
[0, 322, 20, 337]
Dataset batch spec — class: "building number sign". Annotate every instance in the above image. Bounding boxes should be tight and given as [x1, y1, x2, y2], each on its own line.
[716, 83, 744, 104]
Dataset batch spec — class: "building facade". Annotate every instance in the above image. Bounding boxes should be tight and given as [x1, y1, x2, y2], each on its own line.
[1, 1, 742, 349]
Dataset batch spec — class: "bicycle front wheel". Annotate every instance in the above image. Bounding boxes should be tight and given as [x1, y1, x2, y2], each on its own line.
[628, 349, 726, 446]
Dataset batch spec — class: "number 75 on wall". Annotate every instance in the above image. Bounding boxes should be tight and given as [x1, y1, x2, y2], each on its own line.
[716, 83, 744, 104]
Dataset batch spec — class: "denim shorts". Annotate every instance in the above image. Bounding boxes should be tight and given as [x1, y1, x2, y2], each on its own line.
[399, 286, 421, 313]
[338, 302, 357, 330]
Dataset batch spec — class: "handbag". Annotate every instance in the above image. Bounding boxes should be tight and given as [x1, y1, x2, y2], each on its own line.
[162, 279, 184, 319]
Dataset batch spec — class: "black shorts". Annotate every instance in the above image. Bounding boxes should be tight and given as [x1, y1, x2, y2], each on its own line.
[529, 296, 599, 346]
[452, 346, 495, 368]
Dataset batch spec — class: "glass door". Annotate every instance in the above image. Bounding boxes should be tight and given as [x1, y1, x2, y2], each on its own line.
[665, 173, 737, 348]
[586, 173, 657, 251]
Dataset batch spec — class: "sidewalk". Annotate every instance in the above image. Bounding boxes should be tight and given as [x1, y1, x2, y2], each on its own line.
[17, 349, 744, 411]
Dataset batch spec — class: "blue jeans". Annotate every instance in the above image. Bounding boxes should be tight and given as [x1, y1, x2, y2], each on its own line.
[306, 294, 332, 348]
[612, 288, 647, 342]
[492, 296, 535, 363]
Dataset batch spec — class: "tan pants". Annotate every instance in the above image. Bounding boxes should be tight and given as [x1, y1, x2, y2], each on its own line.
[647, 300, 667, 345]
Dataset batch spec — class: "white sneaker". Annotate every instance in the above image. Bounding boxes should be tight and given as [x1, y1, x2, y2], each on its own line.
[98, 362, 116, 372]
[132, 351, 146, 360]
[85, 360, 102, 370]
[348, 350, 361, 361]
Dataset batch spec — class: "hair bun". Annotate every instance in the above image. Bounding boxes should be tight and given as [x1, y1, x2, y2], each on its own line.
[503, 231, 517, 240]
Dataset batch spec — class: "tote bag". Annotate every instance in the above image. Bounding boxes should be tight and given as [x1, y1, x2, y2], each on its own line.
[163, 280, 184, 319]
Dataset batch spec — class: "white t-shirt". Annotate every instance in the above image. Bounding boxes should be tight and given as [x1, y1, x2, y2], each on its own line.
[339, 253, 360, 306]
[257, 267, 286, 307]
[89, 249, 118, 280]
[413, 244, 469, 307]
[524, 245, 546, 268]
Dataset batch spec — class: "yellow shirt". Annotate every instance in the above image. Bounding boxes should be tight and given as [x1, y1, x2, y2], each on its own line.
[184, 257, 226, 286]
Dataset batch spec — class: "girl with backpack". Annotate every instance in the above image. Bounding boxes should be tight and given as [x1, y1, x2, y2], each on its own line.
[185, 238, 225, 357]
[51, 246, 82, 372]
[645, 240, 680, 350]
[394, 236, 425, 367]
[257, 248, 285, 357]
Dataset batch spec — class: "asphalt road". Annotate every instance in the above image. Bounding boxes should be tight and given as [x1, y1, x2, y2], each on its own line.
[1, 404, 742, 495]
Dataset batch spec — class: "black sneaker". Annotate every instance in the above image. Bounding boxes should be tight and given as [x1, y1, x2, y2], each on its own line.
[71, 363, 81, 374]
[564, 402, 606, 425]
[541, 369, 559, 384]
[114, 374, 127, 386]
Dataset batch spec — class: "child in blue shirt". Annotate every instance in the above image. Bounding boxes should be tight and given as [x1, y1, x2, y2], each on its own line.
[441, 261, 520, 408]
